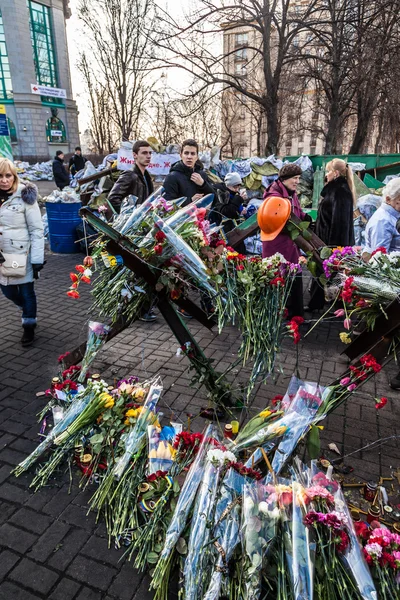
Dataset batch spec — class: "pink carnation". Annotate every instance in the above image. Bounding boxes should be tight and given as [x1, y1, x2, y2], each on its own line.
[305, 485, 334, 504]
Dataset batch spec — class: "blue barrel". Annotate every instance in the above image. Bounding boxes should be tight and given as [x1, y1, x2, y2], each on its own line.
[46, 201, 82, 254]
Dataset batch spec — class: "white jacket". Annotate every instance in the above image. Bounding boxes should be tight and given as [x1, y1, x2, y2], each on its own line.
[0, 182, 44, 285]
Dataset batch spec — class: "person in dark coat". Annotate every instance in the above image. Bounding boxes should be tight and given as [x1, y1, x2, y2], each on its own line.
[306, 158, 356, 311]
[52, 151, 70, 190]
[262, 163, 310, 317]
[209, 172, 248, 254]
[69, 146, 87, 176]
[163, 139, 214, 205]
[107, 140, 154, 214]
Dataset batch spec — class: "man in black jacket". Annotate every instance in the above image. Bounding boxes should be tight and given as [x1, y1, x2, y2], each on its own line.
[52, 151, 70, 190]
[69, 146, 87, 176]
[107, 140, 154, 214]
[163, 139, 214, 205]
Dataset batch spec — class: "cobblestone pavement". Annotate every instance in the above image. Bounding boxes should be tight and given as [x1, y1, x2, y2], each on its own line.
[0, 250, 399, 599]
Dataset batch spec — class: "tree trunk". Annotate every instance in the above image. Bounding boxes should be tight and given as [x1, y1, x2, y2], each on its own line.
[349, 96, 371, 154]
[324, 98, 341, 154]
[264, 100, 279, 155]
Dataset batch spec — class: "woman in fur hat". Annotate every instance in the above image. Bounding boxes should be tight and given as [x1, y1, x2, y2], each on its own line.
[262, 163, 310, 317]
[0, 158, 44, 346]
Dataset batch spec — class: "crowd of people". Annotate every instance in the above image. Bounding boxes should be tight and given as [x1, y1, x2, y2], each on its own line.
[1, 140, 399, 386]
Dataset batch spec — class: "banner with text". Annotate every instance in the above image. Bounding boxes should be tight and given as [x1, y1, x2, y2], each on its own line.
[117, 147, 180, 175]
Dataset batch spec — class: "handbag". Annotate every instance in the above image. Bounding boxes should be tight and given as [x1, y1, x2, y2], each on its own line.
[0, 252, 28, 277]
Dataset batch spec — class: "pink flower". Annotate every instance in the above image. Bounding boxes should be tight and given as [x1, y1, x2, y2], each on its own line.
[343, 318, 352, 330]
[334, 309, 345, 317]
[340, 377, 351, 386]
[347, 383, 357, 391]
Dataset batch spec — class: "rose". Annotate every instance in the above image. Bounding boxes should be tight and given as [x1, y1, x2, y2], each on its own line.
[155, 230, 167, 242]
[154, 244, 163, 255]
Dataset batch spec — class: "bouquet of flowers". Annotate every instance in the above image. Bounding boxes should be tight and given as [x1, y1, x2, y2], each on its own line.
[241, 481, 280, 600]
[211, 251, 301, 393]
[357, 526, 400, 600]
[183, 447, 237, 600]
[78, 321, 111, 382]
[13, 378, 108, 477]
[151, 425, 219, 600]
[333, 485, 378, 600]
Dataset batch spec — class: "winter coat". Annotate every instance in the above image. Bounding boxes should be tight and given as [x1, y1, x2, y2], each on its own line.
[0, 182, 44, 286]
[52, 156, 70, 190]
[69, 153, 87, 176]
[315, 176, 355, 247]
[209, 182, 243, 231]
[363, 203, 400, 254]
[107, 165, 154, 214]
[262, 179, 306, 262]
[163, 160, 214, 205]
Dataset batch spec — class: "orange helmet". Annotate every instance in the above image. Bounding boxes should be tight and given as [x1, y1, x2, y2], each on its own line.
[257, 196, 291, 241]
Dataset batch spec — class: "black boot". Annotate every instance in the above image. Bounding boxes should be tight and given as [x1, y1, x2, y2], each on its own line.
[21, 325, 35, 347]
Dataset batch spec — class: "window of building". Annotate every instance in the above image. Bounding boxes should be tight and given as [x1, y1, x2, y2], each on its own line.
[298, 133, 304, 143]
[235, 33, 248, 47]
[235, 62, 247, 77]
[46, 115, 66, 143]
[298, 146, 304, 155]
[7, 117, 17, 142]
[234, 48, 247, 61]
[28, 1, 61, 104]
[0, 12, 12, 100]
[310, 146, 316, 155]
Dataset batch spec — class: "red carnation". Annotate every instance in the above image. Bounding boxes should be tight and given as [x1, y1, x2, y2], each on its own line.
[375, 396, 388, 410]
[154, 244, 163, 255]
[155, 230, 167, 242]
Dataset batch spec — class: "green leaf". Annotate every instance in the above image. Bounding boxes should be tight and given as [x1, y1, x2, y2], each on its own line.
[308, 260, 318, 278]
[302, 230, 312, 241]
[298, 221, 310, 230]
[318, 274, 328, 286]
[290, 229, 300, 240]
[173, 480, 180, 494]
[89, 433, 104, 445]
[147, 551, 159, 564]
[307, 425, 321, 460]
[320, 247, 333, 260]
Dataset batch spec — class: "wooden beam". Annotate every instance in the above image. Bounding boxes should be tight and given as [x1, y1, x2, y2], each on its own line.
[78, 166, 118, 186]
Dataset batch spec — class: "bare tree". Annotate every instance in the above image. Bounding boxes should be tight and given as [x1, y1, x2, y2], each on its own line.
[77, 0, 155, 143]
[151, 0, 321, 155]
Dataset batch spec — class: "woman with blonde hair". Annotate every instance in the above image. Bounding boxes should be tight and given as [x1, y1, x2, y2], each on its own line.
[306, 158, 356, 311]
[0, 158, 44, 345]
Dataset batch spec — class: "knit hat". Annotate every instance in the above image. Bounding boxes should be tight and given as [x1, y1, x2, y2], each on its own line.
[279, 163, 302, 181]
[225, 172, 242, 187]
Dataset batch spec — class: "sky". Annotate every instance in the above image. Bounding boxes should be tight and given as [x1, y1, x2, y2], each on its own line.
[65, 0, 195, 135]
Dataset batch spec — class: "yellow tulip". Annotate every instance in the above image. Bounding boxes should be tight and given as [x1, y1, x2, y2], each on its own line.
[125, 409, 138, 418]
[259, 409, 272, 418]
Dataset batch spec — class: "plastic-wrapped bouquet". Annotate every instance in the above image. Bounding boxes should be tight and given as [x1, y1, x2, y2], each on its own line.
[78, 321, 111, 382]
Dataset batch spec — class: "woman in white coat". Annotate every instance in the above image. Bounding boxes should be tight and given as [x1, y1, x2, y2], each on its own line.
[0, 158, 44, 346]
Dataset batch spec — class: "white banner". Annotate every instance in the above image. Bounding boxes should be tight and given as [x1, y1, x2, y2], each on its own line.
[117, 148, 180, 175]
[31, 84, 67, 99]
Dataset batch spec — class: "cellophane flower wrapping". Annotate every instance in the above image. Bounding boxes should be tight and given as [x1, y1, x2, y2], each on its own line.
[267, 382, 326, 478]
[287, 478, 316, 600]
[147, 424, 174, 475]
[334, 486, 378, 599]
[153, 215, 217, 297]
[183, 447, 236, 600]
[113, 379, 163, 480]
[78, 321, 111, 382]
[241, 481, 280, 600]
[151, 424, 218, 588]
[203, 468, 247, 600]
[13, 381, 106, 475]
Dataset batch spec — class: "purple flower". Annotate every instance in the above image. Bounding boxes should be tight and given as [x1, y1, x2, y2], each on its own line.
[340, 377, 351, 386]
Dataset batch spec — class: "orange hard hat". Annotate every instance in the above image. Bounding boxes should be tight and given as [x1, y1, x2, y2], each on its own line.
[257, 196, 291, 241]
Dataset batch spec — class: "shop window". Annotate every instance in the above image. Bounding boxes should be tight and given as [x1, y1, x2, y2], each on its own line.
[46, 112, 66, 143]
[28, 1, 61, 105]
[7, 117, 17, 142]
[0, 11, 12, 100]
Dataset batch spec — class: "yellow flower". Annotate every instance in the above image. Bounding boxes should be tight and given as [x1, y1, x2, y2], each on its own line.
[104, 400, 114, 409]
[259, 409, 272, 419]
[339, 332, 352, 344]
[226, 251, 239, 259]
[125, 408, 138, 418]
[124, 418, 130, 426]
[272, 425, 288, 436]
[132, 387, 146, 401]
[100, 393, 113, 405]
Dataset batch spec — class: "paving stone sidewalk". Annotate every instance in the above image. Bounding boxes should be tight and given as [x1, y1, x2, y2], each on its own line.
[0, 250, 399, 600]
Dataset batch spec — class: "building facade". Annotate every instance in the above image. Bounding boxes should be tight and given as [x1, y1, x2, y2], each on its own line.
[0, 0, 79, 160]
